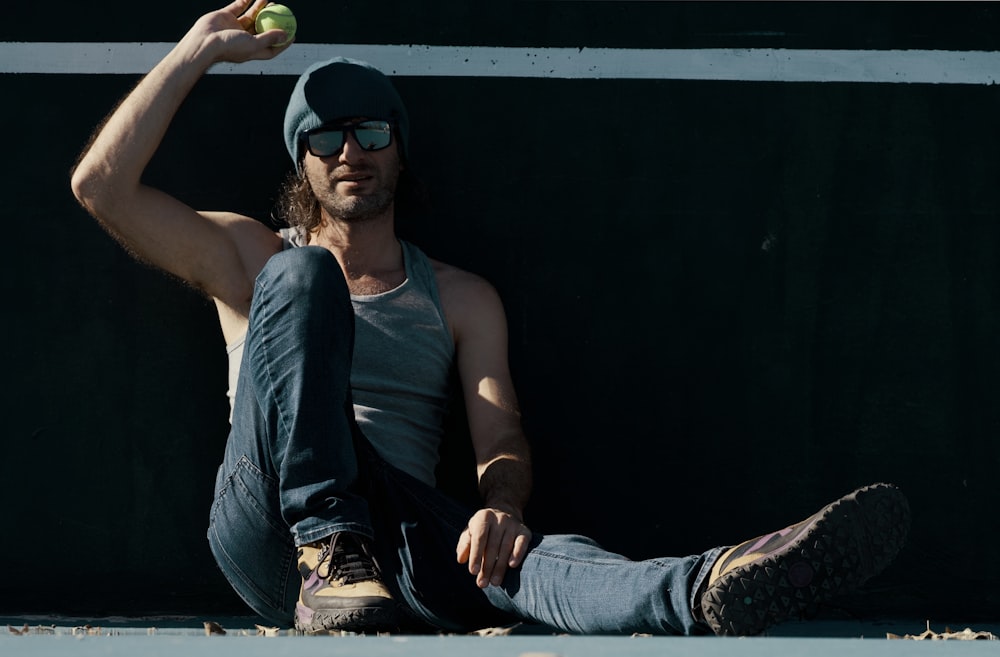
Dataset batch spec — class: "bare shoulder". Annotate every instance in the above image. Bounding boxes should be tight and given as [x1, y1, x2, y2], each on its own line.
[201, 211, 283, 276]
[431, 258, 498, 299]
[196, 211, 282, 320]
[430, 258, 507, 338]
[431, 258, 504, 309]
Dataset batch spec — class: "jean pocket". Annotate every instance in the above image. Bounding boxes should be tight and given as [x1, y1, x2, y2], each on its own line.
[211, 456, 286, 535]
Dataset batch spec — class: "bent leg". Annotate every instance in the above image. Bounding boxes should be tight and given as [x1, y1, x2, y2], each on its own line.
[235, 246, 372, 544]
[207, 247, 372, 623]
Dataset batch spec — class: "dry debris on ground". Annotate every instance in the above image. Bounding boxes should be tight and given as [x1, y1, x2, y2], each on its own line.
[887, 621, 998, 640]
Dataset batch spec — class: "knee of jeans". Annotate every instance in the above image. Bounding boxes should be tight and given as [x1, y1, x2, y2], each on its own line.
[259, 246, 348, 298]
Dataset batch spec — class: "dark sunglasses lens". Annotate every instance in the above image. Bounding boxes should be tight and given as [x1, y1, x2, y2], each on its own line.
[354, 122, 392, 151]
[307, 130, 345, 157]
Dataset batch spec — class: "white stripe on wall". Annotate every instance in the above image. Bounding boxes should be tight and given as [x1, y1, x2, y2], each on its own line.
[2, 42, 999, 84]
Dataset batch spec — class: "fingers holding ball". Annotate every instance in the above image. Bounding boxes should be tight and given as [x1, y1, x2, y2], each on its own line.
[255, 3, 296, 46]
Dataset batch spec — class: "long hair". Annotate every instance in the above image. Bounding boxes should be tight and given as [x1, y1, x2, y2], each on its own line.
[276, 168, 322, 232]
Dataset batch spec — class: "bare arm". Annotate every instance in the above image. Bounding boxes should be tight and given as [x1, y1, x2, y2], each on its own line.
[71, 0, 288, 328]
[440, 266, 534, 588]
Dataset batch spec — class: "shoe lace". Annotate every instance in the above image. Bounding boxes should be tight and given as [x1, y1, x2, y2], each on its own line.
[316, 533, 382, 585]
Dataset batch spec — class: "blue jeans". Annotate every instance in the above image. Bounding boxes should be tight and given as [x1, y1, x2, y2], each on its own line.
[207, 246, 720, 635]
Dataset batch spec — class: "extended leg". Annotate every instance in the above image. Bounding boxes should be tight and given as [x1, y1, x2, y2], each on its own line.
[359, 445, 718, 635]
[489, 484, 909, 636]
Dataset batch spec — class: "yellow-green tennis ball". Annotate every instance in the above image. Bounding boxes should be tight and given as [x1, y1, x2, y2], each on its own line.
[255, 4, 296, 46]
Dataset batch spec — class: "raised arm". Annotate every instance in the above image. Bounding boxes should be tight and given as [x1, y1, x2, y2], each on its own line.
[440, 266, 534, 588]
[71, 0, 288, 330]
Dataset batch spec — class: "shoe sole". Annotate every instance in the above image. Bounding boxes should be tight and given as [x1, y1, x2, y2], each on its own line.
[701, 482, 910, 636]
[294, 601, 399, 635]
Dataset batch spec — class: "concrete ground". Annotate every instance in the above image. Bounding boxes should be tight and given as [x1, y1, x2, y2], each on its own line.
[3, 616, 998, 657]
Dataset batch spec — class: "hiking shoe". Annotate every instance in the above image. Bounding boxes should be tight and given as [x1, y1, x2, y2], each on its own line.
[700, 482, 910, 636]
[295, 532, 398, 634]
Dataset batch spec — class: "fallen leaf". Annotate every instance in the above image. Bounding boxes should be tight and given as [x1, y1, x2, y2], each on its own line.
[203, 621, 227, 636]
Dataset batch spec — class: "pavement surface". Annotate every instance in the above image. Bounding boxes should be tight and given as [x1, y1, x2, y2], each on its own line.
[3, 616, 998, 657]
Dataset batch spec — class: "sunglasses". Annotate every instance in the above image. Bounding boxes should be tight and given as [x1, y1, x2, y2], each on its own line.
[303, 120, 394, 158]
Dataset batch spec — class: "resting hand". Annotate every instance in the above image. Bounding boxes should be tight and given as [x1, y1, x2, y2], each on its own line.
[456, 506, 532, 588]
[184, 0, 291, 64]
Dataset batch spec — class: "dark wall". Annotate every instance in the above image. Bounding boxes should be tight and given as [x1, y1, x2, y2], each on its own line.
[2, 1, 998, 622]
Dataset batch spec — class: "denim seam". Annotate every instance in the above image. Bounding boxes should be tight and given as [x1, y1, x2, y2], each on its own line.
[521, 548, 700, 574]
[209, 457, 286, 536]
[230, 458, 287, 536]
[526, 548, 619, 566]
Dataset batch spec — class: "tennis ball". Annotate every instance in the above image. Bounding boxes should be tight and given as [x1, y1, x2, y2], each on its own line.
[255, 3, 296, 47]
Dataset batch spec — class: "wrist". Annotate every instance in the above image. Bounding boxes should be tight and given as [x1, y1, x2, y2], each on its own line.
[173, 30, 227, 70]
[485, 501, 524, 523]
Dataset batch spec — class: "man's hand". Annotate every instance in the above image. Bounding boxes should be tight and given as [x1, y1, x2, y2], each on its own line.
[456, 506, 532, 588]
[187, 0, 292, 64]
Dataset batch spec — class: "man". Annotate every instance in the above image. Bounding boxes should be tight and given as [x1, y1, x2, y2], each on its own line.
[71, 0, 910, 636]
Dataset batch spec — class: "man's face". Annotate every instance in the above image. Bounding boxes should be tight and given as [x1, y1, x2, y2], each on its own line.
[302, 118, 402, 224]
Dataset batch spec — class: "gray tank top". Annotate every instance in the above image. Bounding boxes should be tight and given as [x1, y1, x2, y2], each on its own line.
[226, 229, 455, 486]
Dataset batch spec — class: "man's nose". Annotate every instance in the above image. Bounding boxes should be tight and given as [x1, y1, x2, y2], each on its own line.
[338, 132, 366, 163]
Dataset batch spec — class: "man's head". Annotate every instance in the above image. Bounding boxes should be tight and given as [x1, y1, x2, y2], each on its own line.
[278, 57, 424, 233]
[283, 57, 410, 170]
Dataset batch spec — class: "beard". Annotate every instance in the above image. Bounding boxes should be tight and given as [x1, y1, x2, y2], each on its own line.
[306, 160, 401, 224]
[320, 183, 396, 222]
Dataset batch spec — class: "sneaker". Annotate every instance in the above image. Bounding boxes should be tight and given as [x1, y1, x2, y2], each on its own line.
[295, 532, 398, 634]
[699, 482, 910, 636]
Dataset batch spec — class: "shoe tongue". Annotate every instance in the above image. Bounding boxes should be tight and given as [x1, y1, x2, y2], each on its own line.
[334, 534, 369, 559]
[331, 534, 378, 583]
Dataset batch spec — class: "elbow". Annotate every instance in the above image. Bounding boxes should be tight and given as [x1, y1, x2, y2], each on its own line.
[70, 160, 117, 220]
[70, 161, 99, 214]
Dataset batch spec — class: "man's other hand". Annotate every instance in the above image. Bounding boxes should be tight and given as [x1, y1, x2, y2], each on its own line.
[456, 507, 532, 588]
